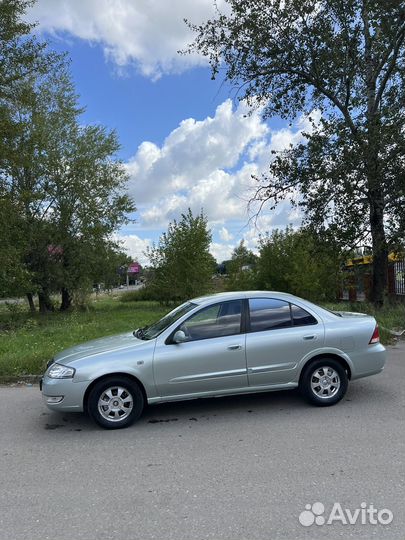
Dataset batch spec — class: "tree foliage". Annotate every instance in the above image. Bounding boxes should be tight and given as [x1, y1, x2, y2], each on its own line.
[0, 196, 31, 297]
[256, 227, 342, 302]
[147, 210, 214, 303]
[0, 0, 58, 171]
[0, 1, 134, 310]
[187, 0, 405, 305]
[225, 239, 257, 290]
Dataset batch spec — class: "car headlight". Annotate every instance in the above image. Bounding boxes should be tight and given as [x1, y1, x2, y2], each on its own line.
[47, 363, 75, 379]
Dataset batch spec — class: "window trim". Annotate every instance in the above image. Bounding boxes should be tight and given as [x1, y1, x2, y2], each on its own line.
[246, 297, 319, 333]
[241, 298, 249, 334]
[290, 303, 318, 327]
[166, 299, 244, 344]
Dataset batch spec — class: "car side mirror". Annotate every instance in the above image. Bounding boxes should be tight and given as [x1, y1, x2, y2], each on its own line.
[173, 330, 187, 344]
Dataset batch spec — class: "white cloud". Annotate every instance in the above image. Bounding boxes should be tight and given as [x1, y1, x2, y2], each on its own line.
[27, 0, 229, 78]
[210, 242, 234, 263]
[127, 99, 268, 206]
[115, 234, 152, 266]
[219, 227, 233, 242]
[127, 99, 313, 234]
[121, 103, 319, 262]
[241, 211, 301, 255]
[127, 99, 269, 225]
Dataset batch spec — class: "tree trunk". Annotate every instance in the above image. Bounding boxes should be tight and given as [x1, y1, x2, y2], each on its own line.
[26, 293, 36, 313]
[60, 287, 72, 311]
[365, 135, 387, 306]
[369, 195, 388, 306]
[362, 5, 388, 306]
[38, 290, 53, 313]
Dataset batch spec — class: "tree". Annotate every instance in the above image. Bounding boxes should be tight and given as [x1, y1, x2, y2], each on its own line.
[48, 120, 134, 310]
[0, 4, 135, 309]
[0, 1, 51, 86]
[226, 239, 257, 290]
[0, 196, 32, 299]
[187, 0, 405, 305]
[1, 64, 116, 309]
[0, 0, 58, 172]
[147, 210, 214, 303]
[96, 248, 132, 290]
[256, 227, 342, 301]
[1, 64, 82, 310]
[0, 0, 61, 306]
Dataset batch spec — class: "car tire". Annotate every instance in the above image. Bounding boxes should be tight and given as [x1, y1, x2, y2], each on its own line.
[87, 376, 144, 429]
[299, 358, 348, 406]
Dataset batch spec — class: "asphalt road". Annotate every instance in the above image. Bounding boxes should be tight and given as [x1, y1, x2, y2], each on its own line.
[0, 345, 404, 540]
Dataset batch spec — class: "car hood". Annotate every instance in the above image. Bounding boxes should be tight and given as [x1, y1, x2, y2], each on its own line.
[53, 332, 151, 365]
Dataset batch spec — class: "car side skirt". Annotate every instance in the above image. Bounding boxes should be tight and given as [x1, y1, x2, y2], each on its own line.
[147, 381, 299, 405]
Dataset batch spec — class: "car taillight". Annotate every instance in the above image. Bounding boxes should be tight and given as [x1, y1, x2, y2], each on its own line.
[369, 324, 380, 344]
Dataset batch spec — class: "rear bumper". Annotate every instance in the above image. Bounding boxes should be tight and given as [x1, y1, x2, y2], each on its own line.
[350, 344, 386, 380]
[41, 375, 89, 412]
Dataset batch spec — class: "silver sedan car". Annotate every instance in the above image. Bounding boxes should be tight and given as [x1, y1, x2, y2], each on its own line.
[41, 291, 386, 429]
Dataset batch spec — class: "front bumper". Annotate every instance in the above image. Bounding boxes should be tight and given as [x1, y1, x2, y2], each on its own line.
[41, 375, 90, 412]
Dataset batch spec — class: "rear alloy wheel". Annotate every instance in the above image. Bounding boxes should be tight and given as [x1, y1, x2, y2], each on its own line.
[299, 358, 348, 406]
[88, 377, 144, 429]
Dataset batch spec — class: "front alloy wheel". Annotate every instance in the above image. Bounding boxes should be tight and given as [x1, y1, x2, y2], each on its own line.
[88, 377, 144, 429]
[98, 386, 134, 422]
[300, 358, 348, 406]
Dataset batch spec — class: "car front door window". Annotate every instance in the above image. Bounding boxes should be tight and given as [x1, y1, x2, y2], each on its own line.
[180, 300, 242, 341]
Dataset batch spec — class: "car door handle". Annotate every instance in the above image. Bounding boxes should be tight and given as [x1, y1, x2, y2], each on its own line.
[227, 345, 242, 350]
[303, 335, 316, 340]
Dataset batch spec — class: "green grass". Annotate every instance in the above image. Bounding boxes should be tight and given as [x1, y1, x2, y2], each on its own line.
[0, 295, 403, 378]
[0, 297, 166, 377]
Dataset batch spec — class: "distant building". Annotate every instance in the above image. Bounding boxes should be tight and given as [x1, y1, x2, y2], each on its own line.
[340, 253, 405, 301]
[127, 261, 142, 285]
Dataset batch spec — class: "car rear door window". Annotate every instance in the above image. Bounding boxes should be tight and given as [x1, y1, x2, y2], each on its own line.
[180, 300, 242, 341]
[291, 304, 318, 326]
[249, 298, 292, 332]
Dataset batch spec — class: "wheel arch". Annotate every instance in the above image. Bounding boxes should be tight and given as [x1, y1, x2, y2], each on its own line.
[83, 372, 148, 412]
[298, 353, 352, 383]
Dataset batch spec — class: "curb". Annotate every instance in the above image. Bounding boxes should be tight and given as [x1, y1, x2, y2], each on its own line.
[0, 375, 42, 385]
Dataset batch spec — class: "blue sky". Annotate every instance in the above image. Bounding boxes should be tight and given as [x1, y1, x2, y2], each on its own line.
[49, 38, 233, 160]
[27, 0, 306, 264]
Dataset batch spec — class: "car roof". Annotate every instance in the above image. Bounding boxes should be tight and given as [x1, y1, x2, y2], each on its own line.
[191, 291, 299, 305]
[190, 291, 341, 322]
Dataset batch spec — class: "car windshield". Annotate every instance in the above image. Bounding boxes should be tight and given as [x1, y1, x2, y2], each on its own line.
[135, 301, 196, 340]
